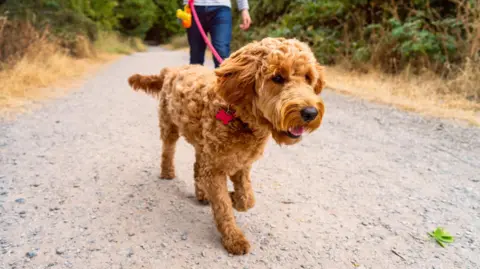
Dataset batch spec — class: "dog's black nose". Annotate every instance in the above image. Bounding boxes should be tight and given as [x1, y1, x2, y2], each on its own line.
[300, 106, 318, 122]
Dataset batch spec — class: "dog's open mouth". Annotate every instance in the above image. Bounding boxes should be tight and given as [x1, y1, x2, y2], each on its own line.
[285, 126, 305, 139]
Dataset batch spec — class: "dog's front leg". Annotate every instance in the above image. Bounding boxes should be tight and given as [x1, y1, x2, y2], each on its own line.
[229, 166, 255, 212]
[204, 169, 251, 255]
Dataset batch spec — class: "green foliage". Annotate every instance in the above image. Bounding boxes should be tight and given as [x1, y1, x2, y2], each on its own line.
[249, 0, 292, 27]
[0, 0, 118, 42]
[232, 0, 480, 75]
[116, 0, 158, 38]
[0, 0, 166, 61]
[145, 0, 183, 44]
[89, 0, 120, 30]
[0, 0, 183, 55]
[388, 17, 454, 65]
[4, 0, 475, 75]
[0, 0, 183, 40]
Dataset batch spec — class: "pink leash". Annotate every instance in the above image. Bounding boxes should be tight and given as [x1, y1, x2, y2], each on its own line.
[188, 0, 224, 65]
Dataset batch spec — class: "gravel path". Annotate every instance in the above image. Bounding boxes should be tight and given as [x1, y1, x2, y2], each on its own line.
[1, 48, 479, 269]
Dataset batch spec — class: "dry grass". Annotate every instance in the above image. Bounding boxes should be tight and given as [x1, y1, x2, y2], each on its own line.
[168, 34, 189, 49]
[0, 39, 110, 117]
[325, 65, 480, 125]
[321, 0, 480, 125]
[0, 19, 146, 118]
[94, 31, 147, 54]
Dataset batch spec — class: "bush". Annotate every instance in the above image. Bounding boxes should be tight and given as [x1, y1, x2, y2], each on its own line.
[230, 0, 480, 103]
[1, 0, 100, 57]
[0, 18, 42, 65]
[116, 0, 158, 39]
[232, 0, 480, 75]
[145, 0, 183, 44]
[0, 0, 156, 59]
[0, 0, 184, 47]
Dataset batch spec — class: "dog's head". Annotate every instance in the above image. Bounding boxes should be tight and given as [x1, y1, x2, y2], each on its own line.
[215, 37, 325, 145]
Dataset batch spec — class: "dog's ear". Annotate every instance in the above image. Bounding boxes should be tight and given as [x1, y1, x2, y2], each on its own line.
[215, 44, 266, 105]
[314, 63, 326, 95]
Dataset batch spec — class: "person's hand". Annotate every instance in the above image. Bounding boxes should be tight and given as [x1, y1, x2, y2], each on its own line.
[240, 9, 251, 31]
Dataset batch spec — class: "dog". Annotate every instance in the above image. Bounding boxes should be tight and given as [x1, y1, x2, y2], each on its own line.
[128, 37, 325, 255]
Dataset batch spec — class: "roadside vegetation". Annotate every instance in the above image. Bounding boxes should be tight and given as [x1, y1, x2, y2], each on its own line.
[2, 0, 479, 124]
[0, 0, 182, 114]
[229, 0, 480, 124]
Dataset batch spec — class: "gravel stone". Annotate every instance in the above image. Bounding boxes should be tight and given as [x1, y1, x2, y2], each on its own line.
[25, 251, 37, 258]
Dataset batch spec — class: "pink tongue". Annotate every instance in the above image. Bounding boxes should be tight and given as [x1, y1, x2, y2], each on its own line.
[288, 126, 305, 136]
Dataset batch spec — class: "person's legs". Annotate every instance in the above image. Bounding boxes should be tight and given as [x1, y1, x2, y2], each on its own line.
[187, 6, 208, 65]
[208, 6, 232, 68]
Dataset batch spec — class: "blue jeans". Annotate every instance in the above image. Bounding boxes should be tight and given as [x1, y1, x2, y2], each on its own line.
[187, 6, 232, 68]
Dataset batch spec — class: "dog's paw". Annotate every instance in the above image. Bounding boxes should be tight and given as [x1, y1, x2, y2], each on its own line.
[198, 199, 209, 205]
[186, 195, 209, 205]
[222, 233, 251, 255]
[196, 197, 209, 205]
[159, 171, 175, 180]
[195, 186, 209, 205]
[229, 192, 255, 212]
[158, 176, 175, 180]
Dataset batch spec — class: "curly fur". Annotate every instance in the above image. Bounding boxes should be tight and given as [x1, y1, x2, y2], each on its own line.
[128, 37, 326, 255]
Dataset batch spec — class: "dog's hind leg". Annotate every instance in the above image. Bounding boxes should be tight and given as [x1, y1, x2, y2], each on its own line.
[158, 100, 179, 180]
[229, 167, 255, 212]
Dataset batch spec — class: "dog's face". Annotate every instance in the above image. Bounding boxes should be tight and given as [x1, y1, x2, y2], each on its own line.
[215, 38, 325, 145]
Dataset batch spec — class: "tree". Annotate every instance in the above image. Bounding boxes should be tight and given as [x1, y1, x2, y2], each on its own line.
[116, 0, 158, 38]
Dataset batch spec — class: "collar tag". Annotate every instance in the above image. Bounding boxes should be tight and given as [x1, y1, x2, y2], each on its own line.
[216, 109, 235, 125]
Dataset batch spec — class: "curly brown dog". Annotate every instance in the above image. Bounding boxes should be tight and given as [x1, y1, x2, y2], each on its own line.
[128, 37, 325, 255]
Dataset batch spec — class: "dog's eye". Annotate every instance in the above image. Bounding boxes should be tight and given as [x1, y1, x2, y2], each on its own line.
[305, 75, 312, 83]
[272, 75, 285, 84]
